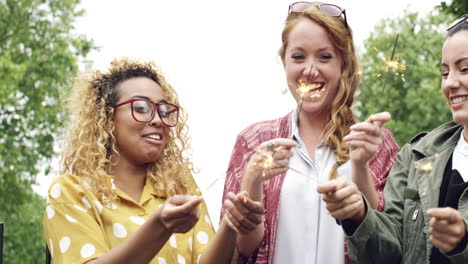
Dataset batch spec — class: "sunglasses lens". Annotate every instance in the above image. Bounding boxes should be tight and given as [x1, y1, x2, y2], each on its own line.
[319, 4, 342, 17]
[290, 2, 313, 13]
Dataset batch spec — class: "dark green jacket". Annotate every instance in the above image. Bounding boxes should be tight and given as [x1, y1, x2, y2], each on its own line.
[345, 122, 468, 263]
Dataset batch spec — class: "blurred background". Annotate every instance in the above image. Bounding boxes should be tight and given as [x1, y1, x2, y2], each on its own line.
[0, 0, 466, 262]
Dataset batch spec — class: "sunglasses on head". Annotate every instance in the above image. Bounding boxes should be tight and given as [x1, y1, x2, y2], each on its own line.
[288, 1, 348, 28]
[447, 14, 468, 31]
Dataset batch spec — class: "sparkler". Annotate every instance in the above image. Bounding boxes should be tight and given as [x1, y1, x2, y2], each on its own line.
[296, 65, 319, 127]
[413, 153, 439, 195]
[372, 34, 407, 96]
[203, 145, 306, 193]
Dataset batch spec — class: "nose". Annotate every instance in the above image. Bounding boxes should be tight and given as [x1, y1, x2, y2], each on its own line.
[443, 71, 461, 91]
[303, 63, 318, 82]
[148, 112, 163, 128]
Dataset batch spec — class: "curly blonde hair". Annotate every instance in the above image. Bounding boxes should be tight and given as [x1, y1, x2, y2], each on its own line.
[61, 58, 194, 204]
[279, 4, 360, 180]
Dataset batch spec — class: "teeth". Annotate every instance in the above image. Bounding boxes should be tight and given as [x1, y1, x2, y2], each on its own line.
[146, 134, 161, 140]
[453, 96, 468, 104]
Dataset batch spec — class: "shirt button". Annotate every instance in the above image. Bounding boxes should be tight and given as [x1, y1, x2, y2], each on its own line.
[138, 211, 145, 216]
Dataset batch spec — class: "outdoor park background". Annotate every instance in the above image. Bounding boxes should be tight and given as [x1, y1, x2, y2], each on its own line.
[0, 0, 467, 262]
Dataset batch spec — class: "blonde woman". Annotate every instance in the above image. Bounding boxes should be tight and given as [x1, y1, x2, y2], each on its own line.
[43, 58, 245, 263]
[221, 2, 399, 263]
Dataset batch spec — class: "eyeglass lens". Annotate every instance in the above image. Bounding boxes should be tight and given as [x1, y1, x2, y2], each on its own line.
[132, 100, 178, 126]
[291, 2, 342, 17]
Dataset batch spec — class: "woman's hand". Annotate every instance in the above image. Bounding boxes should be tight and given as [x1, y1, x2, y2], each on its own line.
[159, 195, 203, 233]
[427, 207, 467, 253]
[244, 138, 297, 183]
[344, 112, 391, 167]
[223, 191, 264, 234]
[317, 177, 366, 224]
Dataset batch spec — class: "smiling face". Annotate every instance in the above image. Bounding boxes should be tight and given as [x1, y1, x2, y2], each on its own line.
[113, 76, 170, 166]
[283, 17, 342, 118]
[441, 30, 468, 127]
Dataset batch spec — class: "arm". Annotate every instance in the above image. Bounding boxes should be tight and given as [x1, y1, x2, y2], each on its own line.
[236, 138, 296, 256]
[86, 195, 203, 264]
[200, 191, 264, 263]
[344, 112, 392, 209]
[318, 143, 413, 263]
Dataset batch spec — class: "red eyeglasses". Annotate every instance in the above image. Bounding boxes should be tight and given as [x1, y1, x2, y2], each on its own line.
[114, 99, 180, 127]
[288, 1, 348, 28]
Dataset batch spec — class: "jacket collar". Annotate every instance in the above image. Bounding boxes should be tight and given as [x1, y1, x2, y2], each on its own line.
[412, 122, 463, 157]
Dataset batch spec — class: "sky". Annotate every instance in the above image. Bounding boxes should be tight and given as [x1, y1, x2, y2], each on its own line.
[34, 0, 445, 229]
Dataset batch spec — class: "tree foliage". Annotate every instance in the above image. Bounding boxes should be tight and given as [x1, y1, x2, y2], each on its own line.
[356, 10, 452, 146]
[438, 0, 468, 16]
[0, 0, 93, 262]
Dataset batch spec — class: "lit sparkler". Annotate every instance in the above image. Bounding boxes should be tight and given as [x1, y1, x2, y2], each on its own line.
[372, 34, 407, 95]
[296, 65, 319, 127]
[413, 153, 439, 195]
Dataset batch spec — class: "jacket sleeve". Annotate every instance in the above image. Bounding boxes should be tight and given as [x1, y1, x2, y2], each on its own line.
[344, 144, 412, 264]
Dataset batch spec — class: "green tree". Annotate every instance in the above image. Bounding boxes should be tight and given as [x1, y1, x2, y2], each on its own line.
[356, 10, 452, 146]
[439, 0, 468, 16]
[0, 0, 93, 262]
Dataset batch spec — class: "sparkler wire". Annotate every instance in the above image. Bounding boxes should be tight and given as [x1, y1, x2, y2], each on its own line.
[381, 33, 400, 96]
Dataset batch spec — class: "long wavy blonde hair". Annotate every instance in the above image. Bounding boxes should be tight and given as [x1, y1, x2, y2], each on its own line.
[279, 4, 360, 180]
[61, 58, 193, 204]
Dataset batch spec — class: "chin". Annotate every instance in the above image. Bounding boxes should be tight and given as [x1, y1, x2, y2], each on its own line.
[453, 113, 468, 126]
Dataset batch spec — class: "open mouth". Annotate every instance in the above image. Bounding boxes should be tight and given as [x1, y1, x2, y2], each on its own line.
[452, 96, 468, 105]
[143, 133, 162, 142]
[296, 81, 325, 98]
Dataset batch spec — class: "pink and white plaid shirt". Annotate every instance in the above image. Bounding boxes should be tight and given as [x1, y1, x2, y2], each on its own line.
[220, 111, 400, 264]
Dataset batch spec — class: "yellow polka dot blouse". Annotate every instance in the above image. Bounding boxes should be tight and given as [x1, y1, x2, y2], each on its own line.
[43, 173, 214, 264]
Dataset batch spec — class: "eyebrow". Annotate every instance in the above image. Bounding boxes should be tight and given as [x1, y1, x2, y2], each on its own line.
[441, 57, 468, 68]
[131, 95, 168, 104]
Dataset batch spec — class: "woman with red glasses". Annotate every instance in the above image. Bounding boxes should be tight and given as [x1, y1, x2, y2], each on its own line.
[319, 14, 468, 264]
[221, 2, 399, 263]
[43, 58, 247, 263]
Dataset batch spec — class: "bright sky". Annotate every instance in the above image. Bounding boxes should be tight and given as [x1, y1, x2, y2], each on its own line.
[34, 0, 444, 229]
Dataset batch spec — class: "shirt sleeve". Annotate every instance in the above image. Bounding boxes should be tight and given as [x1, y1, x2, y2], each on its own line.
[43, 174, 109, 264]
[369, 127, 400, 211]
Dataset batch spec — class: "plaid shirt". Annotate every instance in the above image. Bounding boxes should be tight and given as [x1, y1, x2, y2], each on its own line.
[220, 111, 400, 264]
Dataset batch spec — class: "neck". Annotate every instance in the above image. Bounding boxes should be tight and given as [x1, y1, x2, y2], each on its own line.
[110, 159, 148, 202]
[297, 111, 328, 158]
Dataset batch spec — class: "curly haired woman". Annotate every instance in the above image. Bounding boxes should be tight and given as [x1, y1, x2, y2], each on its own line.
[43, 58, 251, 263]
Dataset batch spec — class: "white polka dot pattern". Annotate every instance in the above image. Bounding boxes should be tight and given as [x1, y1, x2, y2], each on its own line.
[188, 237, 193, 251]
[158, 257, 167, 264]
[169, 235, 177, 248]
[80, 243, 96, 258]
[129, 216, 145, 225]
[82, 196, 91, 208]
[73, 204, 87, 212]
[50, 184, 61, 199]
[178, 254, 186, 264]
[49, 239, 54, 256]
[59, 236, 71, 253]
[94, 200, 103, 214]
[197, 231, 208, 244]
[113, 223, 127, 238]
[65, 215, 77, 223]
[46, 205, 55, 219]
[204, 215, 211, 225]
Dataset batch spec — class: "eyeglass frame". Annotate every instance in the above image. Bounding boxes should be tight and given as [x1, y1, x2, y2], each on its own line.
[288, 1, 348, 28]
[447, 14, 468, 32]
[114, 99, 180, 127]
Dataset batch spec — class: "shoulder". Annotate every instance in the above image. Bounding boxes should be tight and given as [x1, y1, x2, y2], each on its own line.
[47, 173, 94, 205]
[236, 112, 292, 141]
